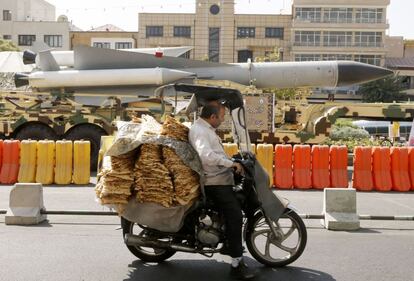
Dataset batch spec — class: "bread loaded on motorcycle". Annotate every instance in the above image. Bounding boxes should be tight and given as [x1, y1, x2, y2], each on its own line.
[94, 82, 307, 273]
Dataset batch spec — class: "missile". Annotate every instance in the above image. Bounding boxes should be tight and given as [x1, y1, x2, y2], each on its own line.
[186, 60, 393, 88]
[14, 68, 195, 88]
[22, 46, 193, 68]
[14, 45, 393, 94]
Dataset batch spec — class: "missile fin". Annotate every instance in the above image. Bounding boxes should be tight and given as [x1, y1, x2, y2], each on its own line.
[38, 50, 60, 71]
[74, 45, 230, 70]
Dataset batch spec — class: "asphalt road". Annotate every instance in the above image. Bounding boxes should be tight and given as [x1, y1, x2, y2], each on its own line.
[1, 182, 414, 281]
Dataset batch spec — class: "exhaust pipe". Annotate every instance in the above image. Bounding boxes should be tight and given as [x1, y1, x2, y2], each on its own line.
[124, 234, 216, 254]
[23, 50, 37, 65]
[14, 73, 30, 87]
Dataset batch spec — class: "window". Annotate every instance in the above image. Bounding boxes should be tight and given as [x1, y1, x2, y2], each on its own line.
[115, 42, 132, 49]
[44, 35, 62, 47]
[322, 54, 352, 61]
[355, 32, 382, 47]
[209, 27, 220, 62]
[238, 50, 253, 63]
[18, 35, 36, 46]
[174, 26, 191, 38]
[237, 27, 255, 38]
[146, 26, 163, 37]
[323, 31, 352, 47]
[354, 55, 382, 66]
[295, 7, 321, 22]
[323, 8, 353, 23]
[3, 10, 11, 21]
[93, 42, 111, 48]
[295, 54, 322, 61]
[3, 35, 12, 40]
[294, 31, 321, 46]
[356, 8, 383, 23]
[265, 28, 284, 39]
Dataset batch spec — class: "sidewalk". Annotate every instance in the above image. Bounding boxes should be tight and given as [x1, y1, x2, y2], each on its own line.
[1, 179, 413, 228]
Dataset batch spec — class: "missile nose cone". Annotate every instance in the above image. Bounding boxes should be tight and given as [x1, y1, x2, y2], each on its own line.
[14, 73, 29, 87]
[23, 50, 37, 65]
[337, 61, 394, 87]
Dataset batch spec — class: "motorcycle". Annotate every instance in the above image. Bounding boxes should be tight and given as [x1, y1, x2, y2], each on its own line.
[121, 83, 307, 267]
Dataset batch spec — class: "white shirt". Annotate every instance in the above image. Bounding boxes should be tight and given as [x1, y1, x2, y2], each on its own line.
[189, 118, 234, 186]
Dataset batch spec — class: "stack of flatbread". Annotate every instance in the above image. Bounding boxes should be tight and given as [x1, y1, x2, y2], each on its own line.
[160, 115, 189, 142]
[95, 150, 136, 214]
[163, 146, 200, 206]
[134, 144, 174, 207]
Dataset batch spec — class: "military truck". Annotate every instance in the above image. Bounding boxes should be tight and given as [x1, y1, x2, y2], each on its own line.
[0, 90, 117, 170]
[193, 80, 414, 144]
[2, 79, 414, 171]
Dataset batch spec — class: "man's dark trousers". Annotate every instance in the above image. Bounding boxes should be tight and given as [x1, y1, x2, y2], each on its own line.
[205, 185, 243, 258]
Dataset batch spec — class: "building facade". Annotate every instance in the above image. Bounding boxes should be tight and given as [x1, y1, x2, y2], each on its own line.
[292, 0, 390, 66]
[0, 0, 70, 50]
[70, 25, 138, 50]
[138, 0, 292, 63]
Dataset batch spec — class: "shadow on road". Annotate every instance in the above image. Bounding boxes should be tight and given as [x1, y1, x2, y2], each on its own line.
[124, 258, 336, 281]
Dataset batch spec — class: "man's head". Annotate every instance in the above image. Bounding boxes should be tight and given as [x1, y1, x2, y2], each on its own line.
[200, 100, 226, 128]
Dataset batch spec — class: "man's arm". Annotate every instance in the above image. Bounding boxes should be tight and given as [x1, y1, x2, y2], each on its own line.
[189, 128, 232, 167]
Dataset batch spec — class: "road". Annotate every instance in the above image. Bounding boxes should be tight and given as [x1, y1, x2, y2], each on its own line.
[1, 181, 414, 281]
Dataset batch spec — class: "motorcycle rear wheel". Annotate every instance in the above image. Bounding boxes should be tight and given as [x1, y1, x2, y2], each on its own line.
[245, 208, 307, 267]
[121, 218, 176, 262]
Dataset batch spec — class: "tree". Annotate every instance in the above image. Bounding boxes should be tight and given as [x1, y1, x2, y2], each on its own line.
[359, 74, 405, 103]
[0, 39, 19, 51]
[254, 47, 281, 63]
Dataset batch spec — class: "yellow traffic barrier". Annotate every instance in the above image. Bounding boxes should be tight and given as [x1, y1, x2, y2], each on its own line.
[97, 135, 115, 171]
[18, 140, 37, 183]
[36, 140, 55, 185]
[73, 140, 90, 184]
[256, 144, 274, 187]
[55, 140, 73, 185]
[223, 143, 238, 158]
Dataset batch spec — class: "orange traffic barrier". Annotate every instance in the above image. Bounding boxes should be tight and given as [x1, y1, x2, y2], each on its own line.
[256, 144, 274, 187]
[330, 145, 348, 188]
[311, 145, 330, 189]
[0, 140, 20, 184]
[390, 147, 411, 192]
[293, 145, 312, 189]
[408, 148, 414, 191]
[372, 147, 392, 192]
[274, 144, 293, 189]
[352, 146, 373, 191]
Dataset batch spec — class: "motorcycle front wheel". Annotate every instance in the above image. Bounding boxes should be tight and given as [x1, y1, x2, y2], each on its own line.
[245, 208, 307, 267]
[121, 217, 176, 263]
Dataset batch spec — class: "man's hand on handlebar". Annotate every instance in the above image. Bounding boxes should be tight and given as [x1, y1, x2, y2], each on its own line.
[232, 162, 244, 175]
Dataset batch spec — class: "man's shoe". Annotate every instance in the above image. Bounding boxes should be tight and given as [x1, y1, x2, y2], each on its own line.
[230, 260, 257, 280]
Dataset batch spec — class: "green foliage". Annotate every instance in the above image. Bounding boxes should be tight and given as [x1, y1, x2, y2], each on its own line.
[254, 47, 281, 63]
[0, 39, 19, 51]
[334, 118, 358, 129]
[359, 74, 405, 103]
[274, 88, 296, 100]
[323, 138, 383, 153]
[330, 126, 369, 140]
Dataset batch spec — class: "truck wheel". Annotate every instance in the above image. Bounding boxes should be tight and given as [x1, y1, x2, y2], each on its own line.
[14, 124, 57, 141]
[65, 124, 107, 171]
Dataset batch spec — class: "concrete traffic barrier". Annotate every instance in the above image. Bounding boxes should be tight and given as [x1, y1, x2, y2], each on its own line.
[322, 188, 360, 231]
[5, 183, 47, 225]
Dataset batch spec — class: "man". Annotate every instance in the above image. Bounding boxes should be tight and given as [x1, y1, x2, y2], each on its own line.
[189, 100, 257, 280]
